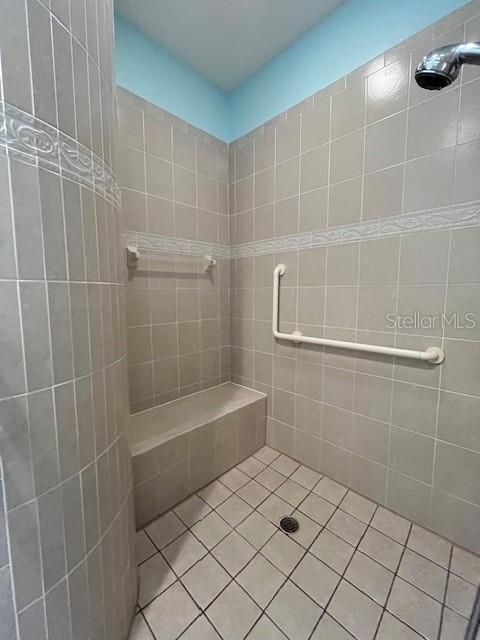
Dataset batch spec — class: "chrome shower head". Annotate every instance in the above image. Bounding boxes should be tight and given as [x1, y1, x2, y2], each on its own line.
[415, 42, 480, 90]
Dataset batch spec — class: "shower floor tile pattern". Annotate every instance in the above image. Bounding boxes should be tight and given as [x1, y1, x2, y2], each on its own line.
[129, 447, 479, 640]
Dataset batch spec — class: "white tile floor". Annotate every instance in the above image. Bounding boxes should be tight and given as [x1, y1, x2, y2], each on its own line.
[130, 447, 480, 640]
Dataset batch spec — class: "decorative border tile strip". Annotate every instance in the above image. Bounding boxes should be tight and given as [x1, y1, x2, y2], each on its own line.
[123, 202, 480, 258]
[0, 101, 121, 208]
[123, 231, 230, 258]
[124, 202, 480, 260]
[231, 202, 480, 257]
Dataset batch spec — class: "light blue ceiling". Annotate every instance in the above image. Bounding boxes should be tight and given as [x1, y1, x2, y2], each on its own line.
[114, 0, 470, 142]
[114, 0, 347, 91]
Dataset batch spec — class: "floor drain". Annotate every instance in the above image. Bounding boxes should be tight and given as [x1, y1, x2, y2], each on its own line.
[279, 516, 299, 534]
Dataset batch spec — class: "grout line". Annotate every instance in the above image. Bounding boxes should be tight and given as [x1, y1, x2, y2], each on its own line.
[372, 521, 413, 640]
[135, 449, 474, 640]
[307, 500, 381, 640]
[142, 108, 156, 404]
[431, 229, 453, 506]
[349, 95, 367, 489]
[437, 545, 455, 640]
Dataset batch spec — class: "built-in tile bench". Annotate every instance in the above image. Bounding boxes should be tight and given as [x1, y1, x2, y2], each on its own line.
[129, 383, 267, 527]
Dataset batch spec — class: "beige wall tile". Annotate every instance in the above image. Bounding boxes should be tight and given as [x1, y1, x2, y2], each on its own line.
[407, 89, 459, 160]
[434, 442, 480, 504]
[254, 168, 274, 207]
[393, 334, 442, 388]
[330, 129, 364, 183]
[152, 324, 178, 359]
[197, 139, 218, 179]
[276, 117, 300, 162]
[273, 388, 295, 425]
[391, 382, 438, 437]
[441, 339, 480, 396]
[331, 79, 366, 139]
[300, 144, 329, 192]
[254, 352, 273, 385]
[404, 149, 455, 212]
[120, 3, 480, 555]
[320, 442, 351, 485]
[363, 165, 404, 220]
[359, 237, 399, 286]
[350, 456, 387, 504]
[355, 330, 394, 379]
[298, 248, 326, 287]
[121, 94, 230, 411]
[366, 56, 409, 124]
[437, 391, 480, 452]
[236, 140, 254, 179]
[117, 144, 145, 191]
[458, 78, 480, 144]
[430, 490, 480, 555]
[173, 128, 196, 170]
[273, 356, 296, 392]
[293, 430, 322, 472]
[301, 102, 330, 152]
[275, 156, 300, 200]
[326, 244, 359, 286]
[145, 114, 172, 160]
[198, 174, 218, 212]
[323, 368, 354, 411]
[449, 227, 480, 284]
[295, 395, 323, 437]
[275, 197, 298, 236]
[325, 287, 357, 329]
[351, 414, 389, 465]
[365, 111, 407, 173]
[390, 427, 435, 484]
[151, 289, 176, 324]
[298, 287, 325, 326]
[445, 285, 480, 340]
[146, 155, 173, 199]
[328, 177, 362, 226]
[323, 404, 352, 448]
[254, 130, 275, 172]
[399, 231, 449, 285]
[122, 188, 147, 231]
[174, 165, 197, 206]
[299, 188, 328, 231]
[129, 362, 154, 404]
[387, 470, 431, 529]
[254, 203, 274, 240]
[354, 374, 392, 422]
[357, 285, 397, 332]
[127, 326, 151, 364]
[296, 360, 323, 402]
[147, 196, 174, 236]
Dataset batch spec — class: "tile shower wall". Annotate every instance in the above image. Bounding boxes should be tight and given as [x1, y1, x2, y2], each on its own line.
[117, 88, 230, 413]
[229, 1, 480, 553]
[0, 1, 136, 639]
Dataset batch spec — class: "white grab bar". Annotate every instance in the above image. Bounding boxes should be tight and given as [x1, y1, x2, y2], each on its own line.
[272, 264, 444, 364]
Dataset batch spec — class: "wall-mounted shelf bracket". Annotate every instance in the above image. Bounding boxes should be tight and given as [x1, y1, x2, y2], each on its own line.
[203, 255, 217, 272]
[126, 245, 140, 269]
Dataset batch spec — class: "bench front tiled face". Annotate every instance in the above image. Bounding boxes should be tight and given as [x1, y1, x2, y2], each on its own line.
[130, 384, 267, 528]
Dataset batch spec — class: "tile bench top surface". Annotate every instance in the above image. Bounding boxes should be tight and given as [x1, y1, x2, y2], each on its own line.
[129, 383, 266, 455]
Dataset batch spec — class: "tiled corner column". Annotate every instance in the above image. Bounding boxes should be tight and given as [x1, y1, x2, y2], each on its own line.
[0, 1, 136, 639]
[228, 1, 480, 554]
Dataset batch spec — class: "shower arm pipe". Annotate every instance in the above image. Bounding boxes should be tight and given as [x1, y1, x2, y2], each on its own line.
[272, 264, 444, 364]
[450, 42, 480, 65]
[446, 41, 480, 65]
